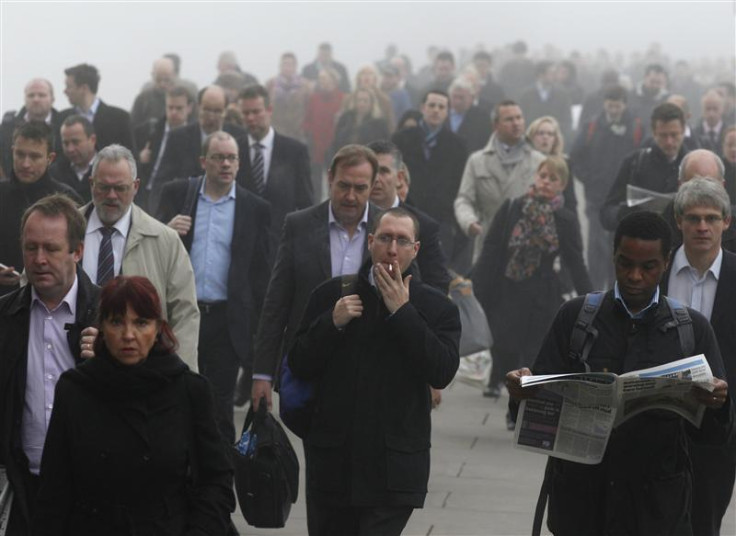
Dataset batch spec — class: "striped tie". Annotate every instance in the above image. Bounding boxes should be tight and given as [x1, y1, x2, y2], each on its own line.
[252, 143, 265, 195]
[97, 227, 115, 286]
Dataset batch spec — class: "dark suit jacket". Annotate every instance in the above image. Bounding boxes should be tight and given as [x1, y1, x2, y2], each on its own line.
[157, 177, 272, 364]
[133, 115, 166, 181]
[252, 200, 378, 379]
[453, 105, 492, 153]
[401, 201, 451, 293]
[235, 131, 313, 249]
[518, 85, 573, 144]
[0, 107, 64, 177]
[60, 100, 135, 153]
[48, 157, 92, 203]
[156, 122, 246, 191]
[0, 268, 99, 530]
[693, 123, 726, 157]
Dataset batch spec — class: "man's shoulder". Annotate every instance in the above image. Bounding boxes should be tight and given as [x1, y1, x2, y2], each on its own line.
[131, 204, 180, 242]
[285, 200, 328, 227]
[97, 100, 131, 120]
[0, 285, 29, 317]
[401, 202, 439, 233]
[273, 131, 308, 153]
[391, 126, 422, 146]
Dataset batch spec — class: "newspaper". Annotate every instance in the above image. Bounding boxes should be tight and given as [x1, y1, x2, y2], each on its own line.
[514, 355, 714, 464]
[626, 184, 675, 213]
[0, 466, 12, 536]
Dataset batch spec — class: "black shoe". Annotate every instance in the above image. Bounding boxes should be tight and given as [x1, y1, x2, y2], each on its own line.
[483, 385, 501, 399]
[233, 374, 250, 407]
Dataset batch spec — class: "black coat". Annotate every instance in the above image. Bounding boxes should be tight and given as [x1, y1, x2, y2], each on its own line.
[0, 108, 64, 178]
[0, 171, 82, 281]
[288, 266, 460, 507]
[0, 268, 99, 532]
[401, 201, 452, 294]
[453, 105, 492, 153]
[235, 131, 314, 251]
[529, 291, 733, 536]
[392, 125, 468, 225]
[252, 201, 379, 380]
[33, 352, 234, 535]
[518, 84, 573, 144]
[60, 100, 136, 153]
[157, 177, 273, 365]
[601, 144, 687, 231]
[473, 196, 591, 361]
[49, 157, 92, 204]
[330, 112, 390, 160]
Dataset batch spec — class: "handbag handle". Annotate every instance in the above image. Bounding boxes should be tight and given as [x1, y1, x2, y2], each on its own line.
[240, 396, 269, 436]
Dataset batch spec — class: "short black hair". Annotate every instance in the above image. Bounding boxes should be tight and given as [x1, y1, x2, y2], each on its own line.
[64, 63, 100, 94]
[238, 84, 270, 108]
[366, 140, 403, 169]
[435, 51, 455, 65]
[473, 50, 492, 64]
[61, 114, 95, 137]
[421, 89, 449, 105]
[651, 102, 685, 130]
[535, 61, 554, 78]
[613, 211, 672, 258]
[644, 63, 667, 77]
[13, 121, 55, 153]
[603, 85, 628, 103]
[372, 206, 421, 241]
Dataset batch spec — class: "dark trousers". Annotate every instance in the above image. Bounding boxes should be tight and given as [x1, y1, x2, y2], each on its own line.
[197, 301, 241, 444]
[308, 501, 413, 536]
[7, 470, 39, 535]
[690, 443, 736, 536]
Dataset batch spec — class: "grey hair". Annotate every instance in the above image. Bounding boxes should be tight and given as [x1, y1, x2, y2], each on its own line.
[678, 150, 725, 183]
[448, 76, 475, 95]
[674, 177, 731, 219]
[91, 144, 137, 181]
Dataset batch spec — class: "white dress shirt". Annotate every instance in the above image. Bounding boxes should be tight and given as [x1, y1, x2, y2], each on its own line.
[82, 206, 132, 282]
[248, 127, 275, 185]
[667, 246, 722, 321]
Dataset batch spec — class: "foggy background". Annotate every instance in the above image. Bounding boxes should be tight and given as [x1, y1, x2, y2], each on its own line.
[1, 1, 734, 113]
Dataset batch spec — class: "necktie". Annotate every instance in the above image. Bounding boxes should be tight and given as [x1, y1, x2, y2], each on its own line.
[252, 143, 265, 194]
[97, 227, 115, 286]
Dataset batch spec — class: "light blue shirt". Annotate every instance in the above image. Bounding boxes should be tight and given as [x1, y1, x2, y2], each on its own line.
[449, 109, 465, 133]
[614, 281, 660, 319]
[24, 276, 78, 474]
[190, 180, 236, 302]
[329, 203, 369, 277]
[76, 97, 100, 123]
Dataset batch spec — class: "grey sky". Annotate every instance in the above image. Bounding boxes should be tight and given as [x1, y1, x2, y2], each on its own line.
[1, 1, 734, 112]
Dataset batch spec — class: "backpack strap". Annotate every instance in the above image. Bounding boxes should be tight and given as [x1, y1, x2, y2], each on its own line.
[181, 176, 204, 217]
[662, 296, 695, 357]
[568, 292, 606, 372]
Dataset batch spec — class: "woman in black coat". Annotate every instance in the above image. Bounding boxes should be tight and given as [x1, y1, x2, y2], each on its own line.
[329, 87, 390, 159]
[33, 276, 234, 536]
[473, 156, 592, 406]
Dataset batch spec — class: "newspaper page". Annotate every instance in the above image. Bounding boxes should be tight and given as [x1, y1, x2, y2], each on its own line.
[513, 356, 714, 464]
[0, 466, 13, 536]
[626, 184, 675, 213]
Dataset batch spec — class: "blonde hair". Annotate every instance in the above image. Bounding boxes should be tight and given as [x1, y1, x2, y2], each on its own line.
[527, 116, 564, 155]
[538, 155, 569, 188]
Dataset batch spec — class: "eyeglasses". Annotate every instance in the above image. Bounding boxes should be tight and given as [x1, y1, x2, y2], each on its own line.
[93, 183, 133, 194]
[201, 107, 224, 116]
[682, 214, 724, 225]
[208, 154, 239, 163]
[374, 234, 416, 248]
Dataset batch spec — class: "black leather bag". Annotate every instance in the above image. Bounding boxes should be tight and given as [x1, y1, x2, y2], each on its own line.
[233, 400, 299, 528]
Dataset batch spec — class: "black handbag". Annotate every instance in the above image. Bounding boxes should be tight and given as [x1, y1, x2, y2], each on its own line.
[233, 400, 299, 528]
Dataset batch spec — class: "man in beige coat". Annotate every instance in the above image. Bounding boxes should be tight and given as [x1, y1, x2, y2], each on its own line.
[454, 100, 544, 262]
[80, 144, 200, 370]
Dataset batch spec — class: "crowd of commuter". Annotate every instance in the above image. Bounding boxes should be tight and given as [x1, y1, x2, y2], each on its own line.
[1, 39, 735, 535]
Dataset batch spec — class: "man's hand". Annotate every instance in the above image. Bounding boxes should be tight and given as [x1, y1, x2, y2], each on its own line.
[167, 215, 192, 236]
[80, 326, 98, 359]
[505, 368, 538, 400]
[139, 142, 152, 164]
[0, 264, 21, 286]
[333, 294, 363, 328]
[374, 262, 411, 314]
[692, 378, 729, 409]
[252, 379, 273, 411]
[468, 222, 483, 236]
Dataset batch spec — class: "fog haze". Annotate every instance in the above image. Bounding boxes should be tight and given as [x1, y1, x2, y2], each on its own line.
[1, 1, 735, 112]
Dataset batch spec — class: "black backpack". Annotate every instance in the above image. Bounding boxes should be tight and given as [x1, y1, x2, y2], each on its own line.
[233, 401, 299, 528]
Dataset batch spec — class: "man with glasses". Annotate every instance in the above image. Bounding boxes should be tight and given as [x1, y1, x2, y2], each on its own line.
[155, 85, 245, 210]
[251, 145, 380, 414]
[157, 131, 271, 443]
[80, 144, 199, 370]
[288, 207, 460, 536]
[661, 177, 736, 536]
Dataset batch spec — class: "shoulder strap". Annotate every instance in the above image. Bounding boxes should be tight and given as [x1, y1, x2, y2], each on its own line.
[630, 147, 648, 185]
[663, 297, 695, 357]
[568, 292, 605, 372]
[181, 176, 203, 217]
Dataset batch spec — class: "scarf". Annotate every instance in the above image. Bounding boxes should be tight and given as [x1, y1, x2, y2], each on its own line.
[504, 187, 563, 282]
[491, 133, 528, 168]
[420, 119, 442, 160]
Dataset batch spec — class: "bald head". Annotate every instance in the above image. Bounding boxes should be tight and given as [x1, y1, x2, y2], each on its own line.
[198, 85, 227, 134]
[152, 57, 176, 92]
[24, 79, 54, 121]
[678, 149, 725, 185]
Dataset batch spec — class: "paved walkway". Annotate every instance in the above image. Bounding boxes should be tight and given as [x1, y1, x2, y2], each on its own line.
[232, 378, 736, 535]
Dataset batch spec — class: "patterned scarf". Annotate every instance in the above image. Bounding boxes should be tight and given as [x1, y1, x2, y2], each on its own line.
[504, 187, 563, 282]
[420, 119, 442, 160]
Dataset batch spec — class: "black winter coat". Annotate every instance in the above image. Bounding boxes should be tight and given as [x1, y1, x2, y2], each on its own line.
[33, 351, 234, 536]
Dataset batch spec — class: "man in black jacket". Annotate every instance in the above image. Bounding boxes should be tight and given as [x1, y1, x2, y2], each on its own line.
[157, 131, 271, 442]
[447, 78, 492, 153]
[49, 115, 97, 203]
[0, 122, 82, 294]
[0, 194, 99, 535]
[601, 102, 689, 231]
[289, 207, 460, 536]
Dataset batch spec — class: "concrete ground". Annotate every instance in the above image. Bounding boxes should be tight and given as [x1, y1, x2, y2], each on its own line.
[232, 378, 736, 536]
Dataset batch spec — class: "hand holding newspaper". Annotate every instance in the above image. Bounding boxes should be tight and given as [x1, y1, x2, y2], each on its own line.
[513, 355, 714, 464]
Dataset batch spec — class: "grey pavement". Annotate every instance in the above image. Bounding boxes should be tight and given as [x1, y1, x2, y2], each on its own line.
[232, 378, 736, 536]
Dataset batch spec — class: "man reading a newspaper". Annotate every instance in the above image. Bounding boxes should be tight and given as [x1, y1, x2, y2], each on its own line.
[507, 211, 733, 536]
